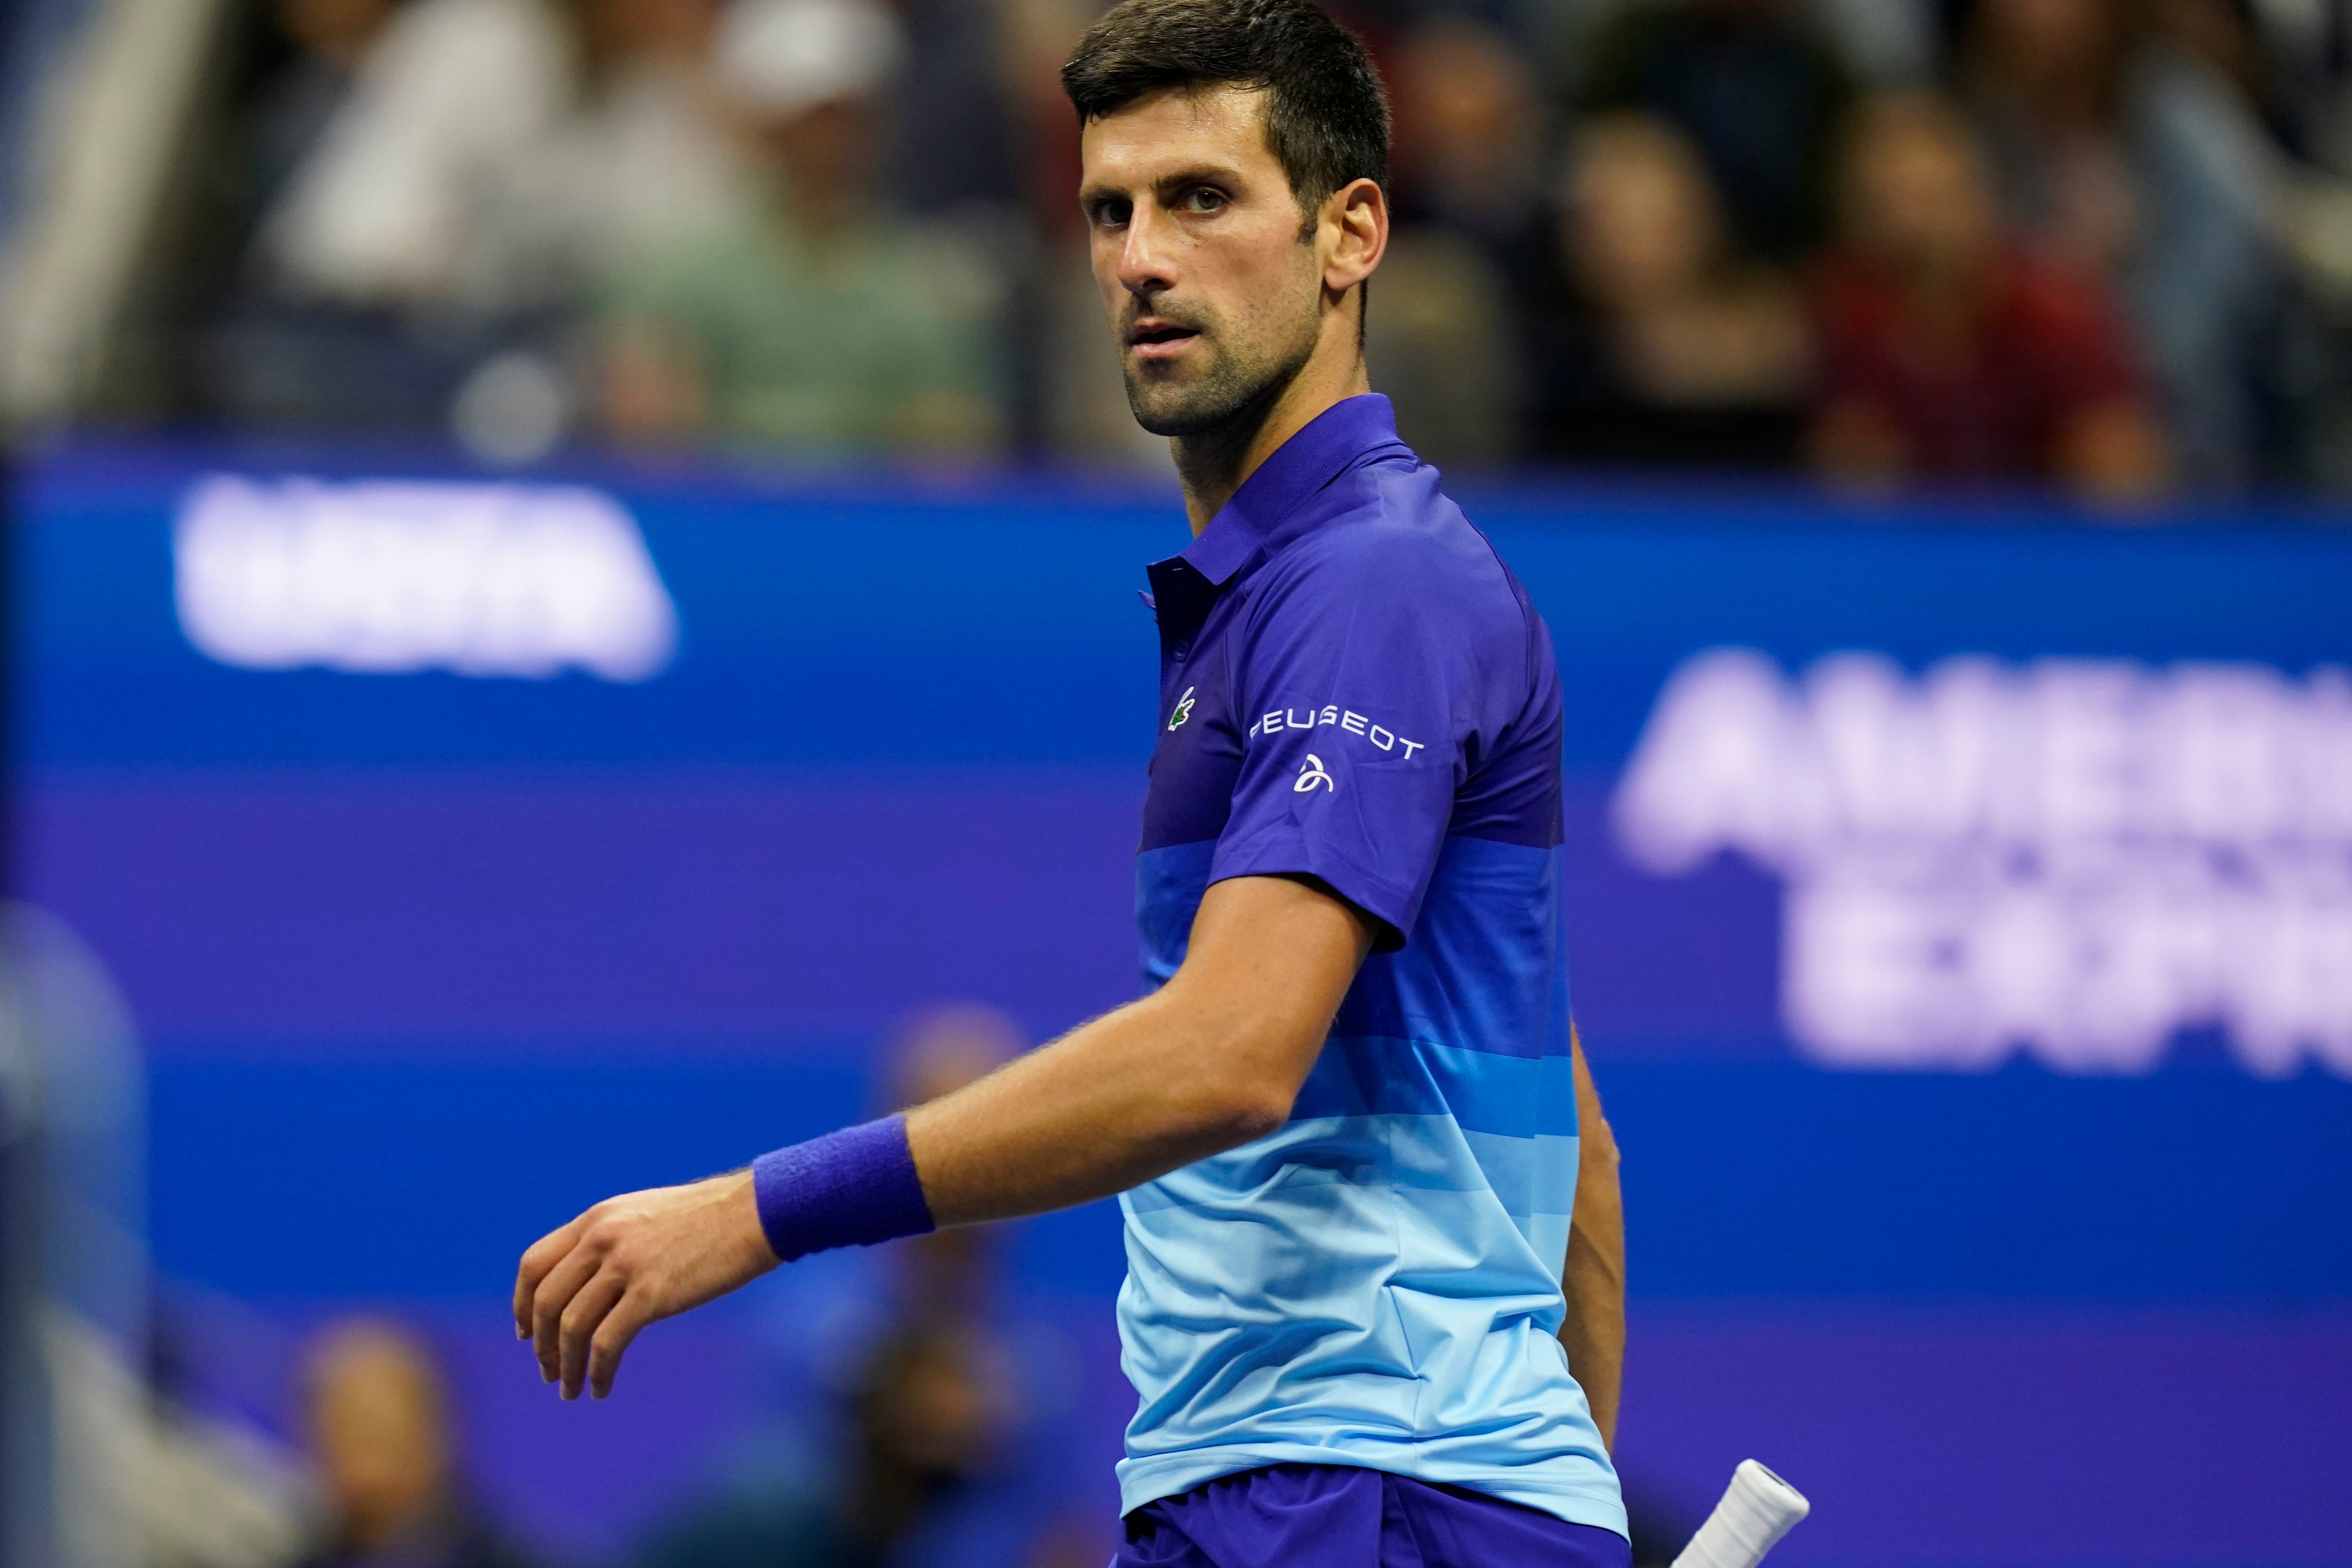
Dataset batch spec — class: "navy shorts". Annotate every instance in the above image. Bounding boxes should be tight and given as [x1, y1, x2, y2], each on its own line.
[1114, 1464, 1632, 1568]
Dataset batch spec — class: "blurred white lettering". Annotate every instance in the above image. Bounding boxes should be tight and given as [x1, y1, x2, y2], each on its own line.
[1615, 648, 2352, 1079]
[174, 476, 678, 681]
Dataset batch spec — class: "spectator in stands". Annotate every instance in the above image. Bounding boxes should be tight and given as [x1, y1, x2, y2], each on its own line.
[596, 0, 1004, 456]
[1949, 0, 2286, 483]
[208, 0, 577, 427]
[242, 0, 399, 219]
[1371, 16, 1543, 466]
[1527, 112, 1812, 468]
[1808, 92, 2170, 497]
[1390, 15, 1549, 297]
[517, 0, 749, 280]
[256, 0, 572, 313]
[1579, 0, 1856, 262]
[428, 0, 751, 463]
[297, 1320, 536, 1568]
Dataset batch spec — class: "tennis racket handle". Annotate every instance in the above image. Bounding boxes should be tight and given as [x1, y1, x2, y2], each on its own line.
[1669, 1460, 1811, 1568]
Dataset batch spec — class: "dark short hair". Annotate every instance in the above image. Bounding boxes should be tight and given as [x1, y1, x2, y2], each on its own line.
[1062, 0, 1391, 223]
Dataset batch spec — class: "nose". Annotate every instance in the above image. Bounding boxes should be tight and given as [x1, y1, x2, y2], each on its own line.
[1115, 200, 1179, 300]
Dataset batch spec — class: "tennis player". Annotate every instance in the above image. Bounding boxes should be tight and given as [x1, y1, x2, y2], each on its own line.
[515, 2, 1628, 1562]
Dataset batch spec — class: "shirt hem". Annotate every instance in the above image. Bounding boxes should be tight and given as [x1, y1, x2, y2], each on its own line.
[1116, 1446, 1629, 1539]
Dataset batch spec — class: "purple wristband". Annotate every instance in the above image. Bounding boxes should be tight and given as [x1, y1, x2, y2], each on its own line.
[750, 1114, 935, 1263]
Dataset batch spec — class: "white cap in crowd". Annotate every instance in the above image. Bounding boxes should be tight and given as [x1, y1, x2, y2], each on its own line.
[713, 0, 907, 118]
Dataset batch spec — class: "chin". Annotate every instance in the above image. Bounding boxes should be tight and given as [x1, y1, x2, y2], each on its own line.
[1129, 400, 1206, 439]
[1124, 386, 1206, 439]
[1125, 371, 1256, 441]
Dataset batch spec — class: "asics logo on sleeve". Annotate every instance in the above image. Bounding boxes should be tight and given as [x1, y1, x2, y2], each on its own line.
[1294, 754, 1335, 793]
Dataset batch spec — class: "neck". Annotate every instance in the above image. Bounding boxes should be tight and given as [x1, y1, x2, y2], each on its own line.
[1172, 320, 1372, 535]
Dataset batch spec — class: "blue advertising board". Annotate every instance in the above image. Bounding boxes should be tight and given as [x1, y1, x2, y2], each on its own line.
[14, 439, 2351, 1566]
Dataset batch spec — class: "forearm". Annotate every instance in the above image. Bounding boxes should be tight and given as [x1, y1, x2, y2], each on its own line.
[1558, 1031, 1624, 1450]
[514, 876, 1365, 1401]
[908, 874, 1369, 1227]
[906, 990, 1276, 1226]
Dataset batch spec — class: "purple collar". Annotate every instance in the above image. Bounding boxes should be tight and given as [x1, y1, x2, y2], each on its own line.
[1178, 394, 1412, 587]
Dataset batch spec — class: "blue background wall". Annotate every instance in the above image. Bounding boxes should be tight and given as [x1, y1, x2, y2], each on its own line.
[15, 440, 2351, 1567]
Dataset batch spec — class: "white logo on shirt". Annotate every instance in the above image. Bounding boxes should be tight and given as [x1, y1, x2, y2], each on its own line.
[1248, 705, 1425, 760]
[1294, 754, 1335, 794]
[1168, 686, 1196, 731]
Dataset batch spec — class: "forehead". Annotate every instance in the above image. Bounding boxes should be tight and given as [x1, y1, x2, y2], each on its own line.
[1078, 84, 1283, 188]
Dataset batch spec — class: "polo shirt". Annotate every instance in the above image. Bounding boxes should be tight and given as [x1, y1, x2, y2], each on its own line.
[1117, 394, 1624, 1536]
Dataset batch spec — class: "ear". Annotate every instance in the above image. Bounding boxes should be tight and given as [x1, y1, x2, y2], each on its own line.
[1320, 176, 1388, 302]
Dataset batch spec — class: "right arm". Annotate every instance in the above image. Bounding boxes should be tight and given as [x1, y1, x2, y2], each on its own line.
[514, 873, 1371, 1399]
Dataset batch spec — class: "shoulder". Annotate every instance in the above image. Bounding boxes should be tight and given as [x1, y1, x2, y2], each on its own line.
[1221, 458, 1559, 739]
[1243, 458, 1533, 649]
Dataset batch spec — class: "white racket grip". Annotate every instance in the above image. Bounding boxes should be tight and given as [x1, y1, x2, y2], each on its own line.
[1669, 1460, 1811, 1568]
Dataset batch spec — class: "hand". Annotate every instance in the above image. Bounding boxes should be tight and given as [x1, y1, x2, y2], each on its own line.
[513, 1170, 778, 1400]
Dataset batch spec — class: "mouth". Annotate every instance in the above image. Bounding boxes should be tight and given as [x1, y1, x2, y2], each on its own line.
[1125, 318, 1202, 362]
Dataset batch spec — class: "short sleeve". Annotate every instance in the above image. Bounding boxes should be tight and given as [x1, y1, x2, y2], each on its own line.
[1208, 534, 1486, 950]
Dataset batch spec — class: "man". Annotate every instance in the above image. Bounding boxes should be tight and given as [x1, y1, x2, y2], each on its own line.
[1807, 90, 2168, 496]
[514, 3, 1629, 1564]
[300, 1320, 537, 1568]
[596, 0, 1001, 455]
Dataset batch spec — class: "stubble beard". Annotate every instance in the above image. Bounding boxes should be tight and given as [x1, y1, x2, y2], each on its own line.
[1121, 296, 1320, 442]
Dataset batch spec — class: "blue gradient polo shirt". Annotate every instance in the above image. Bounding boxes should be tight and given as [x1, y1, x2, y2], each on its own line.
[1118, 395, 1624, 1535]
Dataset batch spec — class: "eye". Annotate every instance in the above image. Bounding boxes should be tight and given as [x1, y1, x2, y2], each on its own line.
[1180, 187, 1228, 214]
[1088, 196, 1133, 230]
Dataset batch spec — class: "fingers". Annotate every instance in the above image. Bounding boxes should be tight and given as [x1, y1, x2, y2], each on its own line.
[587, 1291, 653, 1400]
[557, 1268, 629, 1401]
[514, 1214, 586, 1340]
[530, 1232, 608, 1385]
[517, 1176, 769, 1402]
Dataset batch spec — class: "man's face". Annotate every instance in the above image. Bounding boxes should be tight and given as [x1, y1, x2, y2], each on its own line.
[1079, 86, 1325, 438]
[1847, 106, 1995, 275]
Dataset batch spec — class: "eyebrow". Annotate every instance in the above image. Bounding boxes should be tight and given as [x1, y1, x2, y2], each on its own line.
[1079, 162, 1254, 211]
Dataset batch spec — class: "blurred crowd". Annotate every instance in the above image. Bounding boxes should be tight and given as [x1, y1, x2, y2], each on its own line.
[103, 0, 2352, 492]
[57, 1006, 1108, 1568]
